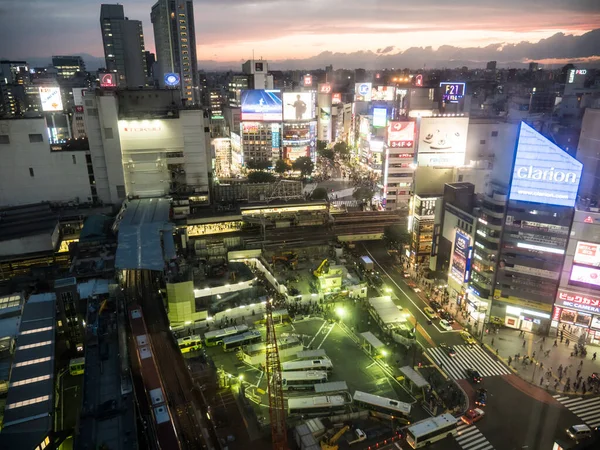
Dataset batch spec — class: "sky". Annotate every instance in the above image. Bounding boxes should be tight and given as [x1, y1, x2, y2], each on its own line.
[1, 0, 599, 69]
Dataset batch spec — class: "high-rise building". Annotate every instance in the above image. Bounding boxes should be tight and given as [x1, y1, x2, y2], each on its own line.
[486, 61, 497, 71]
[241, 59, 273, 90]
[52, 55, 86, 79]
[577, 108, 600, 201]
[145, 51, 156, 81]
[151, 0, 199, 105]
[99, 4, 147, 88]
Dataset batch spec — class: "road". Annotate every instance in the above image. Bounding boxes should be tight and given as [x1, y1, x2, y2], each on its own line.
[361, 241, 589, 450]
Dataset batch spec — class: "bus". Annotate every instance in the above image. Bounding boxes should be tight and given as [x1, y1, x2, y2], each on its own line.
[282, 370, 328, 391]
[405, 413, 458, 448]
[204, 324, 249, 346]
[69, 357, 85, 376]
[288, 395, 347, 416]
[222, 330, 262, 352]
[352, 390, 411, 423]
[282, 359, 333, 373]
[177, 335, 203, 354]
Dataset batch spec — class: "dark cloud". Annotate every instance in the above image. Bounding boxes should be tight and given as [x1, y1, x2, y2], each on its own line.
[379, 46, 395, 54]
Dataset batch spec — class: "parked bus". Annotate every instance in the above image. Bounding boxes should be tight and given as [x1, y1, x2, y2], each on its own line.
[177, 335, 203, 354]
[288, 395, 347, 416]
[222, 330, 262, 352]
[405, 413, 458, 448]
[352, 390, 411, 423]
[204, 324, 249, 346]
[282, 370, 328, 391]
[69, 357, 85, 376]
[282, 359, 333, 373]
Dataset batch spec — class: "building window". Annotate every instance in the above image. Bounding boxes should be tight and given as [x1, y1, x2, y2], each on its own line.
[104, 127, 114, 139]
[491, 131, 498, 137]
[0, 135, 9, 144]
[29, 167, 35, 177]
[480, 139, 486, 145]
[72, 155, 77, 164]
[116, 185, 126, 199]
[29, 133, 43, 143]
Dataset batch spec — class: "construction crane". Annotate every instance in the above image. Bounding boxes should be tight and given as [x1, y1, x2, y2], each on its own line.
[313, 259, 329, 277]
[265, 299, 288, 450]
[320, 425, 350, 450]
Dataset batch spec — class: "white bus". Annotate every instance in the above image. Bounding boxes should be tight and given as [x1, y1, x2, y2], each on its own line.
[288, 395, 347, 416]
[405, 413, 458, 448]
[222, 330, 262, 352]
[282, 359, 333, 373]
[204, 324, 249, 346]
[352, 390, 411, 423]
[282, 370, 328, 391]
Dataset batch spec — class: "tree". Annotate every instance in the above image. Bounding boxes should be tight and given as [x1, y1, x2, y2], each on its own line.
[352, 186, 374, 203]
[292, 156, 315, 178]
[311, 187, 329, 200]
[247, 171, 276, 183]
[333, 141, 350, 158]
[246, 160, 271, 170]
[384, 224, 411, 249]
[274, 159, 291, 174]
[318, 148, 335, 160]
[316, 140, 328, 153]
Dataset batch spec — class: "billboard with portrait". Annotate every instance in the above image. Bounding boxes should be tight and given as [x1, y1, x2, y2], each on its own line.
[373, 107, 387, 128]
[387, 121, 415, 148]
[283, 92, 315, 122]
[574, 241, 600, 267]
[240, 90, 282, 121]
[509, 122, 582, 207]
[372, 86, 396, 101]
[570, 265, 600, 290]
[39, 87, 63, 112]
[417, 117, 468, 167]
[450, 229, 471, 283]
[354, 82, 372, 101]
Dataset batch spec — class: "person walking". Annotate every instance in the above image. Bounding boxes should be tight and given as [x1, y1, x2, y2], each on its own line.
[593, 352, 597, 361]
[554, 339, 558, 347]
[491, 338, 495, 346]
[523, 339, 526, 348]
[566, 338, 570, 347]
[540, 376, 544, 386]
[545, 379, 550, 390]
[540, 342, 544, 352]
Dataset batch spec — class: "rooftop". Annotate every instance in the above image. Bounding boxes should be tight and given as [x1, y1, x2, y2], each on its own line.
[0, 203, 58, 242]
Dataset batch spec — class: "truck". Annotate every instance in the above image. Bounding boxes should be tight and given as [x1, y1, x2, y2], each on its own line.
[360, 256, 374, 271]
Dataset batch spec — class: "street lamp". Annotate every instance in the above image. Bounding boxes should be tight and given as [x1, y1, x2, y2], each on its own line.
[335, 307, 346, 319]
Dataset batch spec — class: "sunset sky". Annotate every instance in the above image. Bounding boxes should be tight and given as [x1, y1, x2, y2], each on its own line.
[1, 0, 599, 64]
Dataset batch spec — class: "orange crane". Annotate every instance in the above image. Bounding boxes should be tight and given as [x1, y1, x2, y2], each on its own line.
[265, 299, 288, 450]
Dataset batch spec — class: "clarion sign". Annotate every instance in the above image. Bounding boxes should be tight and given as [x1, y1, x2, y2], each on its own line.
[515, 166, 578, 184]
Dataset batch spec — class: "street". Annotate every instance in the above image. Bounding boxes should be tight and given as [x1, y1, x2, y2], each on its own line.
[361, 241, 590, 450]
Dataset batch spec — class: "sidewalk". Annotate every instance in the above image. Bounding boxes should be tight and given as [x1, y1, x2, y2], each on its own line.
[482, 327, 600, 394]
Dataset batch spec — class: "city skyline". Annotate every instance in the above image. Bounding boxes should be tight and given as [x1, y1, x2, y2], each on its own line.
[1, 0, 599, 70]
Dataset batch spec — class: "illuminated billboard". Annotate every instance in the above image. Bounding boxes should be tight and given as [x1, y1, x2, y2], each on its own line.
[417, 117, 468, 167]
[387, 121, 415, 148]
[574, 241, 600, 267]
[100, 72, 117, 88]
[39, 87, 63, 112]
[372, 86, 396, 101]
[283, 92, 315, 121]
[355, 82, 372, 101]
[450, 230, 471, 283]
[509, 122, 582, 207]
[440, 82, 465, 103]
[318, 83, 332, 94]
[332, 93, 342, 104]
[164, 73, 180, 86]
[240, 90, 282, 121]
[570, 265, 600, 290]
[303, 75, 313, 86]
[372, 107, 387, 128]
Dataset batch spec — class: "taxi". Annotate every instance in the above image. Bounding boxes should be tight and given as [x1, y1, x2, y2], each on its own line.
[460, 330, 477, 345]
[424, 306, 438, 320]
[461, 408, 485, 425]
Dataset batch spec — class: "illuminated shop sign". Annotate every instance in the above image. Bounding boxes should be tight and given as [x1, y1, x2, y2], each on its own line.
[557, 290, 600, 314]
[440, 82, 465, 103]
[574, 241, 600, 267]
[387, 121, 415, 148]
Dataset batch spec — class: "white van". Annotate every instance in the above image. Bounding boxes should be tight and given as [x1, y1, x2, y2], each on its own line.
[566, 424, 592, 441]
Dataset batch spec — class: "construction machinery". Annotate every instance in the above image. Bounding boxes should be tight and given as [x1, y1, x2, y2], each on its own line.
[320, 425, 350, 450]
[272, 252, 298, 270]
[313, 258, 330, 277]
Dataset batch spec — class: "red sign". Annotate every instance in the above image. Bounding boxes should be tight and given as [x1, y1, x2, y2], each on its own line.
[585, 216, 594, 223]
[415, 74, 423, 87]
[100, 73, 117, 88]
[557, 290, 600, 315]
[75, 105, 84, 113]
[332, 93, 342, 104]
[318, 83, 331, 94]
[303, 75, 312, 86]
[552, 306, 562, 322]
[123, 126, 162, 132]
[387, 121, 415, 148]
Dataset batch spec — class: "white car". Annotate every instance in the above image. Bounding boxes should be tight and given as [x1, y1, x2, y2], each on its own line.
[439, 319, 453, 331]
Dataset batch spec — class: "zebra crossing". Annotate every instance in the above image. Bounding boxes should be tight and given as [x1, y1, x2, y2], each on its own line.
[553, 395, 600, 428]
[426, 344, 512, 380]
[455, 422, 494, 450]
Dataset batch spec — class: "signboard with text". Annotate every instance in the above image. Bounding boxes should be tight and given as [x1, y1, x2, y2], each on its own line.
[557, 290, 600, 314]
[574, 241, 600, 267]
[387, 121, 415, 148]
[440, 82, 465, 103]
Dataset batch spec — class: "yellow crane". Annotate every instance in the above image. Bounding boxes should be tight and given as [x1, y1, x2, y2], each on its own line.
[320, 425, 350, 450]
[313, 258, 329, 277]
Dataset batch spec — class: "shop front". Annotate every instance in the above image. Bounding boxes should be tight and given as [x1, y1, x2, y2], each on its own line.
[552, 289, 600, 344]
[490, 295, 552, 333]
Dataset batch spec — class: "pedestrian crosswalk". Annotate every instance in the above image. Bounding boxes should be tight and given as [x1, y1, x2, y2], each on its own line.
[456, 422, 494, 450]
[426, 344, 512, 380]
[553, 395, 600, 428]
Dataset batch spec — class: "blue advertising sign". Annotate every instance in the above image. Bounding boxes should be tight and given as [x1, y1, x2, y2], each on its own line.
[450, 229, 471, 283]
[241, 90, 282, 121]
[440, 82, 465, 103]
[164, 73, 180, 86]
[373, 107, 387, 128]
[509, 122, 582, 207]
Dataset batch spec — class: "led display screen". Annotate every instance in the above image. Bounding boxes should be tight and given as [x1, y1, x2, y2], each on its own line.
[240, 90, 283, 121]
[387, 121, 415, 148]
[372, 107, 387, 128]
[372, 86, 396, 101]
[570, 265, 600, 290]
[440, 82, 465, 103]
[283, 92, 315, 121]
[574, 241, 600, 267]
[450, 229, 471, 283]
[509, 122, 582, 207]
[417, 117, 468, 167]
[39, 87, 63, 112]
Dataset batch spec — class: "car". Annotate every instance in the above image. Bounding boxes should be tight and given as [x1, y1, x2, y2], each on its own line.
[566, 424, 592, 441]
[430, 301, 443, 312]
[413, 287, 421, 293]
[423, 307, 438, 320]
[440, 311, 455, 324]
[440, 343, 456, 357]
[461, 408, 485, 425]
[460, 331, 477, 345]
[475, 388, 487, 407]
[403, 272, 410, 278]
[439, 319, 453, 331]
[465, 368, 483, 383]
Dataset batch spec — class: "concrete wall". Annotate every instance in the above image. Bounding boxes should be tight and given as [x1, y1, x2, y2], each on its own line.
[0, 118, 92, 206]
